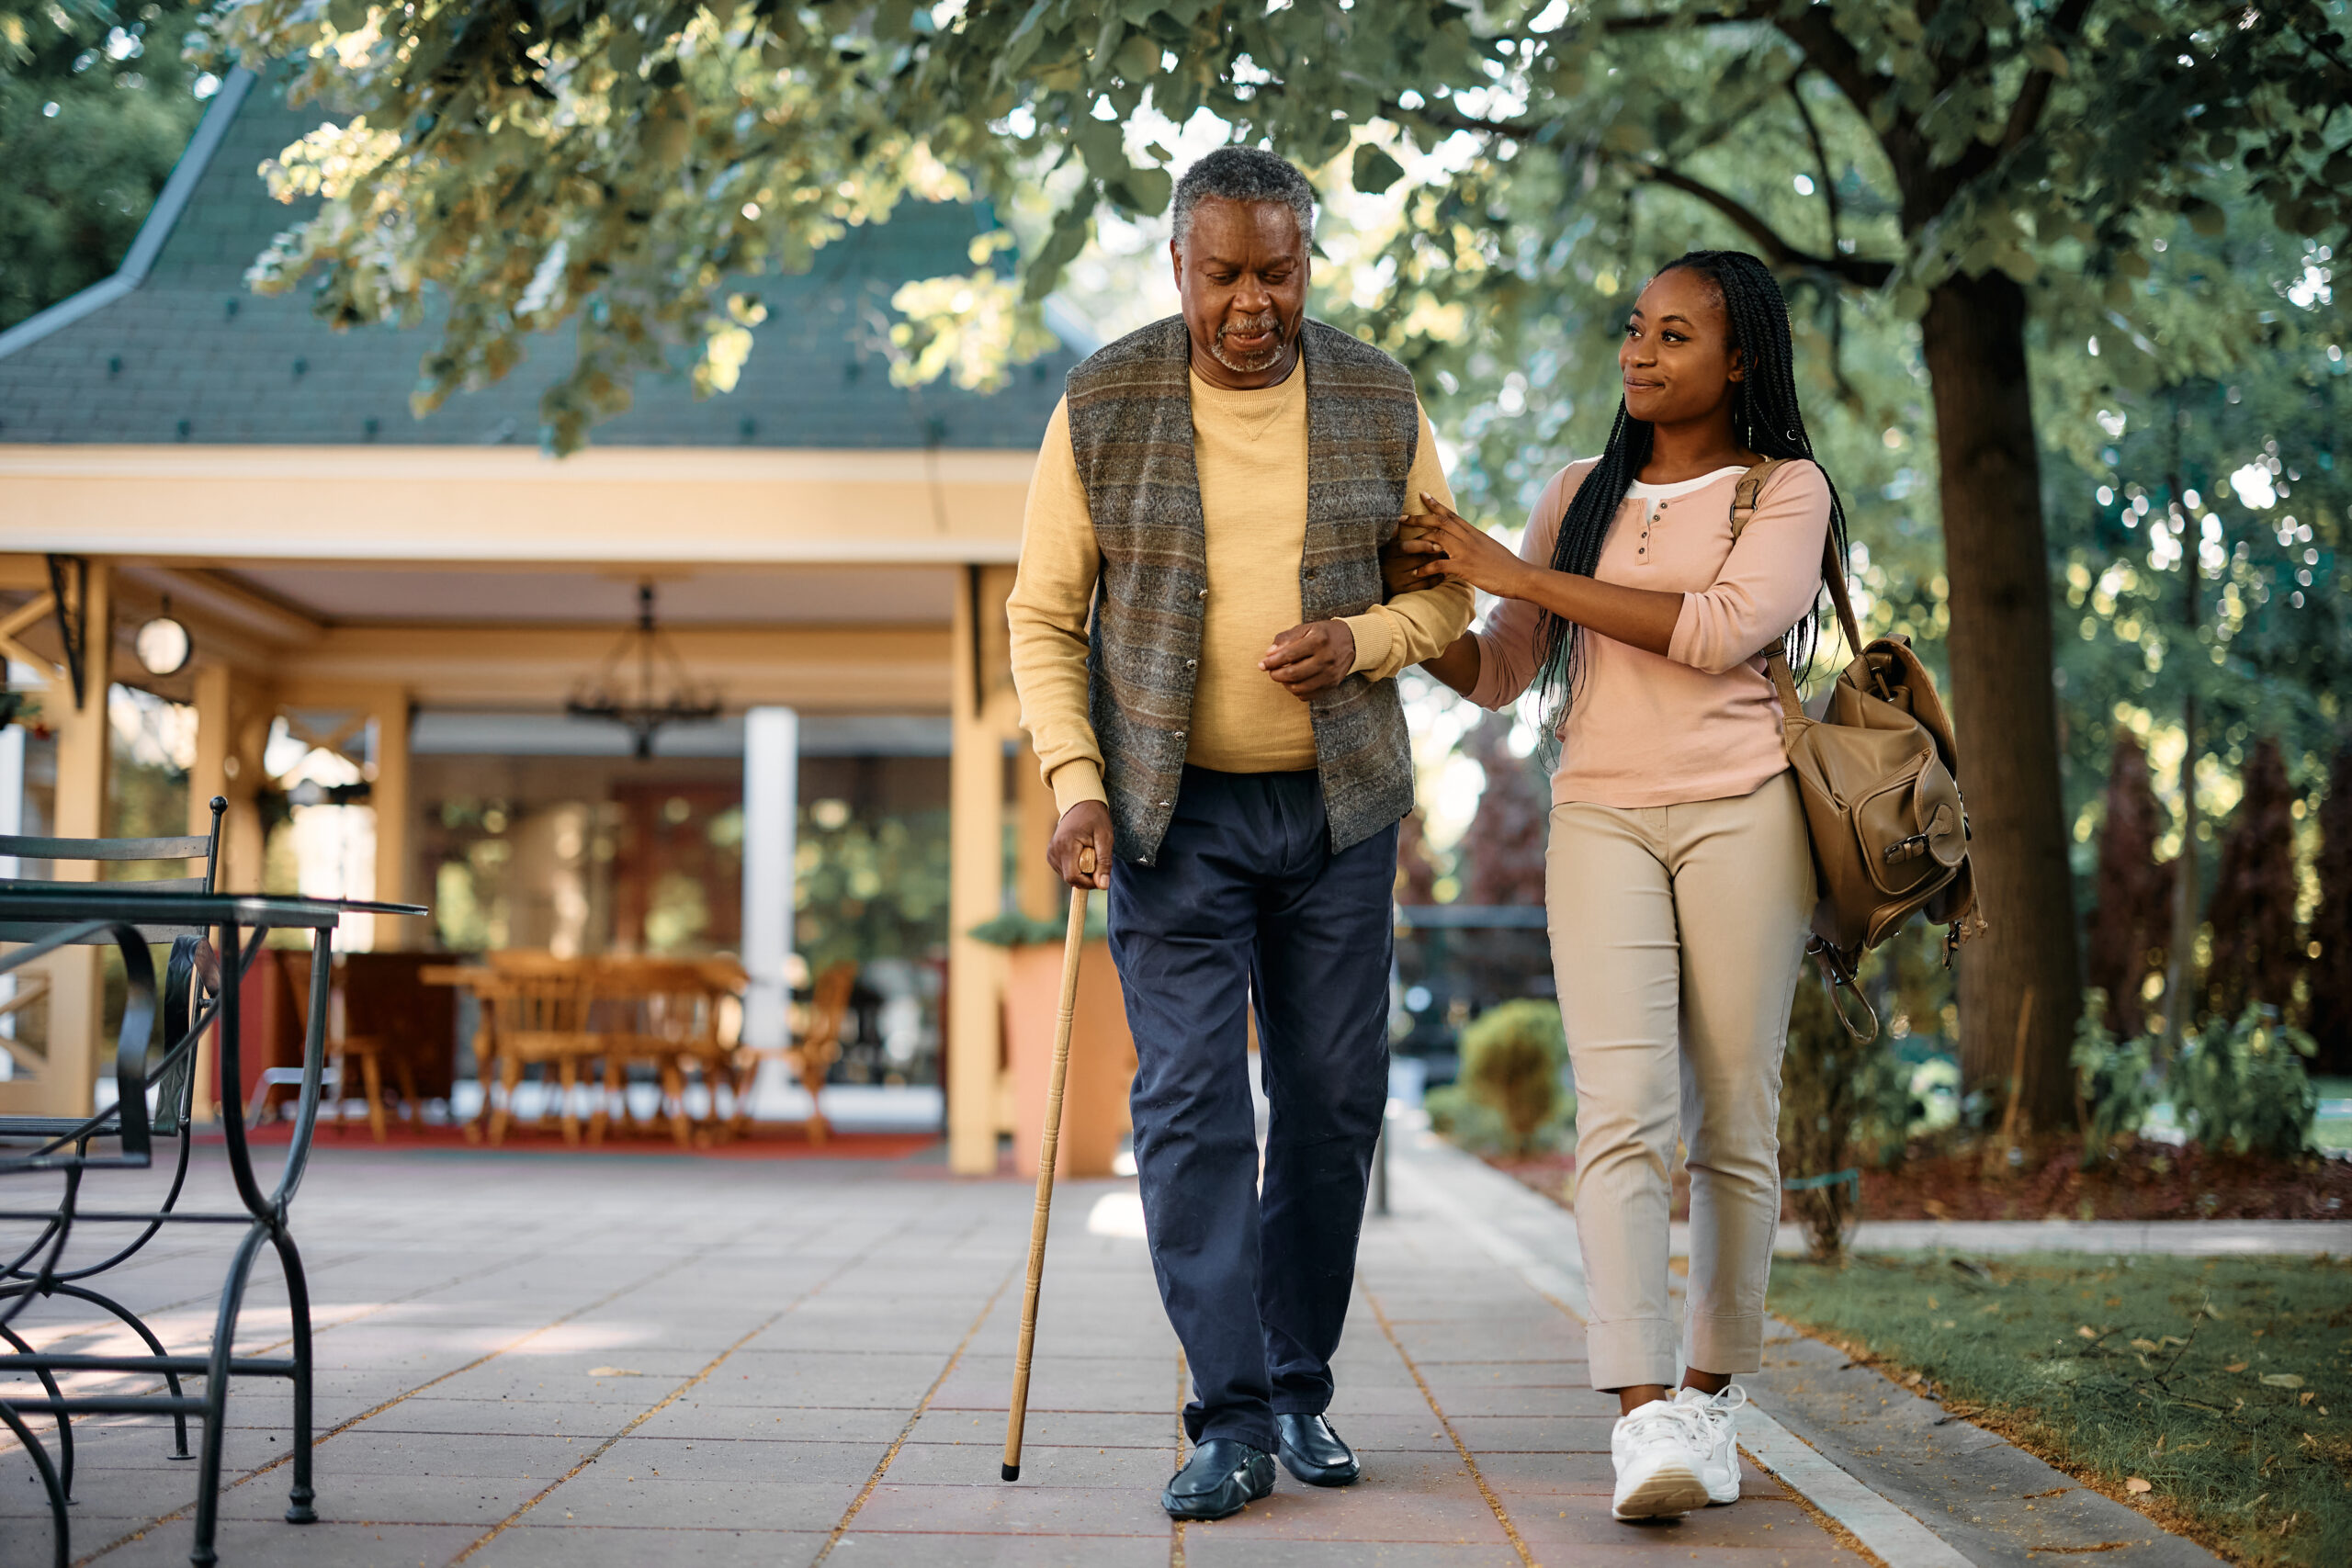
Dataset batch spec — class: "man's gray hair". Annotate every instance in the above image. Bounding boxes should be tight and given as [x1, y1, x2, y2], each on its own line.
[1170, 147, 1317, 251]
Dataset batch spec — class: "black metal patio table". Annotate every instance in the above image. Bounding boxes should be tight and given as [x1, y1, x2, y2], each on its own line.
[0, 888, 426, 1568]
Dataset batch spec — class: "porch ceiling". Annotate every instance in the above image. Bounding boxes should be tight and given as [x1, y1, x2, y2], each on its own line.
[212, 562, 957, 628]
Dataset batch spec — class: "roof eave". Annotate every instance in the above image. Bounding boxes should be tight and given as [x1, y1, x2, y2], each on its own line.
[0, 67, 256, 362]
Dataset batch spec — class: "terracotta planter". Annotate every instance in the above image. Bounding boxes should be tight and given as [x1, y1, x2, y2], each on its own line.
[1003, 938, 1136, 1179]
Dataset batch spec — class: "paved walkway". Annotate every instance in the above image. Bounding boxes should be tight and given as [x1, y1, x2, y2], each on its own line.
[4, 1136, 1878, 1568]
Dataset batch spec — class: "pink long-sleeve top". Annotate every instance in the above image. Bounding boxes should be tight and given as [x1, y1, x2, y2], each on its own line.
[1467, 457, 1832, 808]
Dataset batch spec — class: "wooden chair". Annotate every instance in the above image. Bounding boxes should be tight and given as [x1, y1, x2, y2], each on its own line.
[479, 961, 602, 1145]
[592, 957, 736, 1146]
[729, 961, 856, 1145]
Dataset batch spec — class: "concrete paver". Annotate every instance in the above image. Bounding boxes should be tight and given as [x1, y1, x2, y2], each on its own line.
[2, 1142, 1875, 1567]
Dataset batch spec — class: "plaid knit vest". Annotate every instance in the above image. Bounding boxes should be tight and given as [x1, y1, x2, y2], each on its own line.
[1066, 314, 1419, 863]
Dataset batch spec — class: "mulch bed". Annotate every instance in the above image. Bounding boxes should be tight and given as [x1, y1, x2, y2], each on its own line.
[1487, 1135, 2352, 1223]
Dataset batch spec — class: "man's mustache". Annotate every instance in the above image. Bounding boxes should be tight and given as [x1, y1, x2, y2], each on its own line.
[1218, 311, 1283, 343]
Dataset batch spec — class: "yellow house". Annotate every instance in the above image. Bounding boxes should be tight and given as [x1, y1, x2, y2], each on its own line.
[0, 68, 1081, 1172]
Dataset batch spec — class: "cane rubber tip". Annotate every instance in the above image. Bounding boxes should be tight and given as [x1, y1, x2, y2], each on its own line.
[1001, 1462, 1020, 1482]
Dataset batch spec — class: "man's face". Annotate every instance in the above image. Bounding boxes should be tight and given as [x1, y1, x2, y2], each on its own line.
[1171, 197, 1310, 384]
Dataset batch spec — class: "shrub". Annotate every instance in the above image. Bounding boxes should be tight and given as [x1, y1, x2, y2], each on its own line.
[2166, 1003, 2320, 1159]
[2071, 988, 2159, 1167]
[1431, 998, 1569, 1157]
[2073, 994, 2317, 1162]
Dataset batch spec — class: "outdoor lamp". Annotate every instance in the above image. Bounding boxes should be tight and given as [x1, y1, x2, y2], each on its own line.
[135, 597, 192, 676]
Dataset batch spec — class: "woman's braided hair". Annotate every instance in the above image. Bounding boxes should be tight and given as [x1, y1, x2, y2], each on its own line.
[1529, 248, 1850, 746]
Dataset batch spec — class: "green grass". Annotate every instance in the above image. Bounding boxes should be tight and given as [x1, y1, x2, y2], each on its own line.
[1770, 1253, 2352, 1567]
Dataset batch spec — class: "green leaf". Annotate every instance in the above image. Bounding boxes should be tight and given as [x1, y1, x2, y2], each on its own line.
[1112, 164, 1171, 214]
[1113, 30, 1159, 82]
[1351, 142, 1406, 196]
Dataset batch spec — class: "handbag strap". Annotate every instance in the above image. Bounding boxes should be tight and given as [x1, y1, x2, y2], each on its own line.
[1730, 458, 1866, 713]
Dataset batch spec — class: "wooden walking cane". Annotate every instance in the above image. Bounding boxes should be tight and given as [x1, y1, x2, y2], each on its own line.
[1001, 844, 1093, 1483]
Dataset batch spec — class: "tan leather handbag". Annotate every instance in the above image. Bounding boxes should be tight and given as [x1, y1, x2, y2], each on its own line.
[1734, 461, 1984, 1035]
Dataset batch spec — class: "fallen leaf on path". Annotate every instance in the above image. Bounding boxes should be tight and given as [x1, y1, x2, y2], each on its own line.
[2126, 1477, 2153, 1495]
[2224, 1361, 2249, 1372]
[588, 1367, 645, 1378]
[2077, 1325, 2099, 1339]
[2260, 1372, 2304, 1389]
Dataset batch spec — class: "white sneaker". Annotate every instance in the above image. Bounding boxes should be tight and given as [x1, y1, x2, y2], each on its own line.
[1674, 1383, 1747, 1505]
[1609, 1397, 1713, 1520]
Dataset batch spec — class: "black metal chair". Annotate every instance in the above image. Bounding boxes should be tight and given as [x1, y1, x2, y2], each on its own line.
[1, 905, 166, 1568]
[0, 799, 224, 1485]
[0, 804, 407, 1567]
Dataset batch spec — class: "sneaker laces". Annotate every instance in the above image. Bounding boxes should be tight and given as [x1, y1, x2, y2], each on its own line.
[1678, 1383, 1747, 1441]
[1620, 1399, 1713, 1453]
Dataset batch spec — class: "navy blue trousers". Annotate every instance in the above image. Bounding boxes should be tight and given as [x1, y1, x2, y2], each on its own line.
[1109, 766, 1396, 1451]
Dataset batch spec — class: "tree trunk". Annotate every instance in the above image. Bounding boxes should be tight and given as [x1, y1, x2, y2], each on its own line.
[1918, 271, 2081, 1130]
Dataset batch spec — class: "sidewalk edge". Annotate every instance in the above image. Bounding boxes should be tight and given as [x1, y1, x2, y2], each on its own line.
[1733, 1403, 1973, 1568]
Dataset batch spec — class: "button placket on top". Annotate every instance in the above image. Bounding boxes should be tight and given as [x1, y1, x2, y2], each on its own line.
[1637, 496, 1669, 563]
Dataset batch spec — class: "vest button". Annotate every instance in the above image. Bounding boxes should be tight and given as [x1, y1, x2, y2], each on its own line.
[1158, 800, 1170, 808]
[1185, 658, 1197, 669]
[1303, 567, 1318, 580]
[1195, 588, 1207, 600]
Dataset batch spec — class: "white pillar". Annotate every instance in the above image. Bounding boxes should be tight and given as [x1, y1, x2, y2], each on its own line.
[0, 716, 21, 1077]
[741, 706, 799, 1050]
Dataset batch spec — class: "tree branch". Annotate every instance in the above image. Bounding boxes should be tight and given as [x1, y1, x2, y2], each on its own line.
[1771, 7, 1901, 146]
[1619, 156, 1896, 288]
[2001, 0, 2098, 152]
[1788, 79, 1856, 396]
[1596, 2, 1779, 35]
[1378, 92, 1541, 141]
[1369, 93, 1895, 288]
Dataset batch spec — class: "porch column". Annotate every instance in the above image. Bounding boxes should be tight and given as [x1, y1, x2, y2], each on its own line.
[1014, 739, 1061, 922]
[368, 684, 413, 950]
[0, 717, 23, 1083]
[187, 660, 232, 1122]
[46, 560, 112, 1118]
[218, 675, 271, 898]
[946, 568, 1012, 1174]
[741, 706, 799, 1052]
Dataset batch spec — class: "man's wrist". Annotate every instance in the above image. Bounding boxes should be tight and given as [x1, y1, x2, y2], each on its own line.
[1339, 612, 1388, 678]
[1048, 760, 1108, 818]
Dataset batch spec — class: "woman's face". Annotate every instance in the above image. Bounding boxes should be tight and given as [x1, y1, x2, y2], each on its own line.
[1618, 267, 1743, 427]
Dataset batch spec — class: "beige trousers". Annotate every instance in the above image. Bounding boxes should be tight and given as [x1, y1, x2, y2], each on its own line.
[1544, 772, 1814, 1391]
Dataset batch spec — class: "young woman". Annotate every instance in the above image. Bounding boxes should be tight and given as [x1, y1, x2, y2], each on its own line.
[1396, 250, 1845, 1521]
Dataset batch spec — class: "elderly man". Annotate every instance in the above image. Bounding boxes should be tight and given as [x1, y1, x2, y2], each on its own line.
[1007, 146, 1472, 1520]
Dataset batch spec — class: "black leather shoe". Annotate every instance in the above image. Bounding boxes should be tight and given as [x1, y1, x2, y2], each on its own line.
[1276, 1413, 1361, 1486]
[1161, 1438, 1276, 1520]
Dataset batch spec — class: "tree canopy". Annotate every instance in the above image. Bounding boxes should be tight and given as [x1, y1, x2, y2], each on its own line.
[203, 1, 2347, 446]
[0, 0, 213, 330]
[203, 0, 2351, 1122]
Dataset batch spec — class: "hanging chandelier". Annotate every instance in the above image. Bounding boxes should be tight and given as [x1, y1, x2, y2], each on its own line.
[566, 581, 721, 759]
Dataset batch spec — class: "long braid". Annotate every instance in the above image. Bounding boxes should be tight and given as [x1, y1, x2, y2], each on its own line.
[1530, 249, 1850, 748]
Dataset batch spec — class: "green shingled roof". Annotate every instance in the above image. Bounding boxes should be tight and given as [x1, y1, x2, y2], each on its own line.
[0, 72, 1081, 449]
